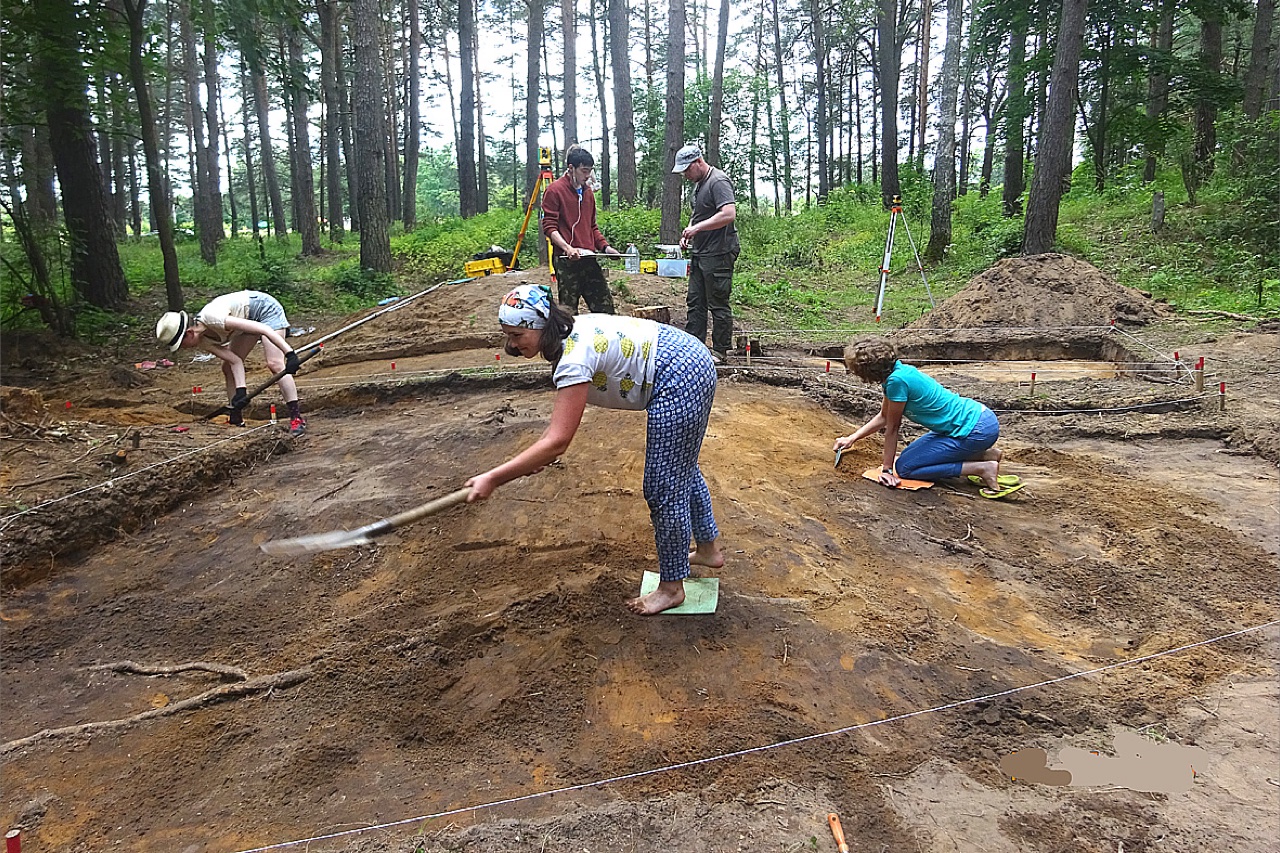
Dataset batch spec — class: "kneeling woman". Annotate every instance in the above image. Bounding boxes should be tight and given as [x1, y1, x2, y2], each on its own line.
[466, 284, 724, 614]
[833, 337, 1014, 496]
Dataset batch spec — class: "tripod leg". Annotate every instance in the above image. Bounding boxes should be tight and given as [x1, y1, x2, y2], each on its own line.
[896, 214, 936, 308]
[876, 213, 897, 321]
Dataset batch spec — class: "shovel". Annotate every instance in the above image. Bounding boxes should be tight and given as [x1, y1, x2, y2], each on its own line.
[260, 487, 472, 556]
[202, 278, 459, 421]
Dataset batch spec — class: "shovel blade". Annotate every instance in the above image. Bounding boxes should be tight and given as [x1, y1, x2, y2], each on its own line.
[260, 528, 374, 556]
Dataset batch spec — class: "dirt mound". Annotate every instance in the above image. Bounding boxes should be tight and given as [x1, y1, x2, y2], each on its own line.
[910, 253, 1172, 330]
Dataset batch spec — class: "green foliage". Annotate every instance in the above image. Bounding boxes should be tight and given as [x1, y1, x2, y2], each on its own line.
[392, 209, 527, 280]
[596, 206, 663, 256]
[1057, 145, 1279, 314]
[313, 259, 398, 308]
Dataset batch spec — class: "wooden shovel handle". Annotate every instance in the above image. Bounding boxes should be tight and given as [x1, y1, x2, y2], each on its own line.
[377, 487, 473, 531]
[827, 813, 849, 853]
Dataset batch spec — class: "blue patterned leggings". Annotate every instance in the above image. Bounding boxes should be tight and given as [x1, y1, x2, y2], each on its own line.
[645, 324, 720, 582]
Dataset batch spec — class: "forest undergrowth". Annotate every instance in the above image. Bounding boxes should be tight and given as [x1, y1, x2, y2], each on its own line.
[2, 161, 1276, 347]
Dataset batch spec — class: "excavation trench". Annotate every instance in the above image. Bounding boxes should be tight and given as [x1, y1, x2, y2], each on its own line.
[2, 345, 1277, 853]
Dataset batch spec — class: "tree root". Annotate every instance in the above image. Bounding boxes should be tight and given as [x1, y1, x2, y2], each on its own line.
[1, 665, 312, 756]
[1187, 309, 1260, 322]
[88, 659, 250, 680]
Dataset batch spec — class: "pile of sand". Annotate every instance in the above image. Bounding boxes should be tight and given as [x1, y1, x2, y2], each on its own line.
[909, 253, 1172, 330]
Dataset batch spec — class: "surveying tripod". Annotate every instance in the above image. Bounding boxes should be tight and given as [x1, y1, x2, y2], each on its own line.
[510, 146, 555, 269]
[875, 194, 935, 322]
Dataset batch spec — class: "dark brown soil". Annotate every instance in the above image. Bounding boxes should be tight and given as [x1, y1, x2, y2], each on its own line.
[2, 260, 1277, 853]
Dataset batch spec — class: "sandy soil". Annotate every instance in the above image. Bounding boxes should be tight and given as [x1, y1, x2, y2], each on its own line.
[2, 256, 1278, 853]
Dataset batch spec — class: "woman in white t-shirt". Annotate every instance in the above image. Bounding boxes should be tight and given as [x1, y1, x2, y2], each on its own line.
[466, 284, 723, 615]
[156, 290, 306, 435]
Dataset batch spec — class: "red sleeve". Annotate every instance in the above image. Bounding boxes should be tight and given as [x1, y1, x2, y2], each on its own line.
[541, 178, 566, 240]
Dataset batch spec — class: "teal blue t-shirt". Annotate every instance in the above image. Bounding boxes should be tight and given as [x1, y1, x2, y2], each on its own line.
[883, 361, 983, 437]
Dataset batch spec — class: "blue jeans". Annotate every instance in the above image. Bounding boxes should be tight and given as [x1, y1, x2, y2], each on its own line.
[895, 408, 999, 481]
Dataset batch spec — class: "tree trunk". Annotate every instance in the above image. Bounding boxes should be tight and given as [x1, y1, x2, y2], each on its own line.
[383, 30, 401, 226]
[402, 0, 421, 228]
[771, 0, 793, 212]
[200, 0, 225, 243]
[526, 0, 545, 195]
[95, 74, 114, 231]
[810, 0, 829, 200]
[877, 0, 902, 207]
[590, 1, 612, 208]
[250, 58, 288, 238]
[1242, 0, 1275, 118]
[336, 8, 359, 232]
[240, 61, 262, 241]
[707, 0, 730, 165]
[122, 0, 180, 309]
[541, 19, 560, 156]
[924, 0, 963, 262]
[1022, 0, 1088, 256]
[562, 0, 578, 146]
[21, 124, 59, 231]
[609, 0, 637, 203]
[473, 26, 489, 213]
[659, 0, 686, 243]
[352, 0, 392, 271]
[459, 0, 480, 217]
[217, 88, 239, 237]
[1193, 11, 1224, 180]
[855, 40, 865, 185]
[1088, 22, 1112, 192]
[749, 5, 763, 211]
[1001, 5, 1028, 215]
[916, 0, 931, 167]
[317, 0, 345, 240]
[286, 27, 321, 254]
[179, 0, 216, 263]
[957, 12, 975, 196]
[110, 94, 129, 235]
[1143, 0, 1174, 182]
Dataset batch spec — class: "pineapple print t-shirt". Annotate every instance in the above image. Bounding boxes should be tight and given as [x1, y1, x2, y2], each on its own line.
[552, 314, 661, 410]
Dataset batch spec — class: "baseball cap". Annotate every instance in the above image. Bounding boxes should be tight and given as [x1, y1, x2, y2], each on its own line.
[672, 143, 703, 173]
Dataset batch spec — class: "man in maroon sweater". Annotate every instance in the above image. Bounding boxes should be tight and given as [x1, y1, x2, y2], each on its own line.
[542, 147, 623, 314]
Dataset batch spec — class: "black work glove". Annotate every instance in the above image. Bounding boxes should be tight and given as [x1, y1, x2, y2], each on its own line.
[229, 387, 250, 410]
[284, 350, 301, 375]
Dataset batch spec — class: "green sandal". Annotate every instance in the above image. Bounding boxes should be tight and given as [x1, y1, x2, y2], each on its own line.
[980, 482, 1026, 500]
[968, 474, 1021, 488]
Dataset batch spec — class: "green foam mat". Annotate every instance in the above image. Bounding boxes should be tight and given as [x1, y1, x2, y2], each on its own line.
[639, 570, 720, 614]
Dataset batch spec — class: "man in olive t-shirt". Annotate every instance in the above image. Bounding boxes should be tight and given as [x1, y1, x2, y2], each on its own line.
[673, 143, 739, 361]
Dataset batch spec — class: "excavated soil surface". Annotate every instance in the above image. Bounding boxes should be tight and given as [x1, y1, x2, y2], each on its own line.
[2, 255, 1278, 853]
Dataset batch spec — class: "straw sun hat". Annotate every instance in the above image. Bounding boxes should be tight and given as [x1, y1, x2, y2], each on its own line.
[156, 311, 189, 351]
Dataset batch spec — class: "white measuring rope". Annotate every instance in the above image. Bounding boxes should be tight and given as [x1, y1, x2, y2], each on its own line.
[0, 423, 277, 529]
[229, 618, 1280, 853]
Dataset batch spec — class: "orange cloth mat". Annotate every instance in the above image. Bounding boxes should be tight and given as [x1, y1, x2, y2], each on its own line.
[861, 467, 935, 490]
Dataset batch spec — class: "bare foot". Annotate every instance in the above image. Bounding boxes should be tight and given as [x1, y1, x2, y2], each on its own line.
[969, 459, 1000, 490]
[688, 539, 725, 570]
[981, 446, 1004, 464]
[627, 579, 686, 615]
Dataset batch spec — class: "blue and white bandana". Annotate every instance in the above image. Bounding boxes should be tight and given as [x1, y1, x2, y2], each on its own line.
[499, 284, 552, 329]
